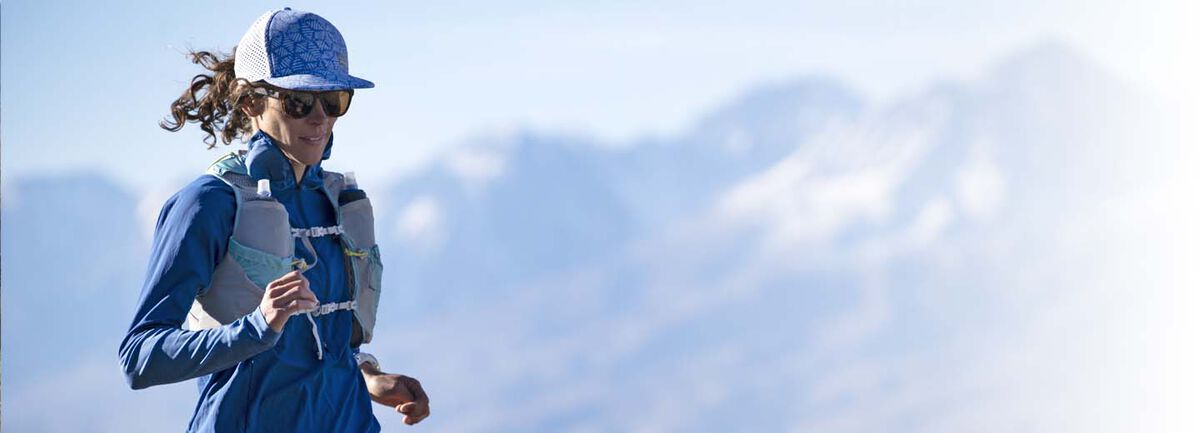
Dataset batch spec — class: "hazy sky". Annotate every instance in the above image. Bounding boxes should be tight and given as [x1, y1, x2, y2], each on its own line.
[2, 0, 1196, 192]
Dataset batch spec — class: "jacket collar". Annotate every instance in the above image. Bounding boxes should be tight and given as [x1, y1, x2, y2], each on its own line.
[244, 130, 333, 191]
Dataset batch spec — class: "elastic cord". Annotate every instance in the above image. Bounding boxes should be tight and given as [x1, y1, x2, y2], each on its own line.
[298, 236, 320, 272]
[305, 312, 324, 360]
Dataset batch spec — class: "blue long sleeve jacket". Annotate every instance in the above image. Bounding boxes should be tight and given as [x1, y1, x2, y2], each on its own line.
[119, 131, 379, 433]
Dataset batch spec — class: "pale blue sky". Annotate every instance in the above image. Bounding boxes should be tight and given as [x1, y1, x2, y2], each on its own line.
[2, 0, 1195, 192]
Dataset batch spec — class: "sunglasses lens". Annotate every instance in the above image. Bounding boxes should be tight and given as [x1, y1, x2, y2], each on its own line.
[319, 91, 353, 117]
[282, 92, 316, 118]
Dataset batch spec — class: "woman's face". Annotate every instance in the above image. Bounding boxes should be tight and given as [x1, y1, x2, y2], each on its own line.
[253, 93, 339, 168]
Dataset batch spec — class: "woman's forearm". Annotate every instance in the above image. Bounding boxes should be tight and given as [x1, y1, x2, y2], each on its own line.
[118, 308, 279, 389]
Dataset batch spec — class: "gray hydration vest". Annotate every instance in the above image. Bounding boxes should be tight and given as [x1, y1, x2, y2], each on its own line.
[186, 151, 383, 358]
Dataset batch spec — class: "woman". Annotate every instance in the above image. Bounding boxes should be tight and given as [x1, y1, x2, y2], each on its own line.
[118, 8, 429, 432]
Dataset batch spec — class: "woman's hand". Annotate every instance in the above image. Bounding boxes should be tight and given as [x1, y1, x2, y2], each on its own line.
[259, 270, 318, 332]
[361, 363, 431, 425]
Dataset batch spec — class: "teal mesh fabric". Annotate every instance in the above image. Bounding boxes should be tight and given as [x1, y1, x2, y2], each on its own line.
[228, 238, 294, 289]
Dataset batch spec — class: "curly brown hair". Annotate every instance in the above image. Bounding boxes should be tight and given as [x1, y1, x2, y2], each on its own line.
[160, 50, 262, 148]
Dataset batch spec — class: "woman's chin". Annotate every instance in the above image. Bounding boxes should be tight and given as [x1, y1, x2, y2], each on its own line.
[297, 155, 324, 167]
[280, 144, 327, 167]
[279, 150, 325, 169]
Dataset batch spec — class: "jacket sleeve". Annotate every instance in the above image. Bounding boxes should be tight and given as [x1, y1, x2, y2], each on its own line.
[118, 176, 280, 390]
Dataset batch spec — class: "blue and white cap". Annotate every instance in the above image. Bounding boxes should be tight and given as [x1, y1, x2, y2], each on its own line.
[235, 8, 374, 91]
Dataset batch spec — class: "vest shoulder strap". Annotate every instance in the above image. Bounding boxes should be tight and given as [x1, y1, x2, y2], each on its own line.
[204, 151, 257, 233]
[320, 169, 346, 201]
[206, 150, 249, 176]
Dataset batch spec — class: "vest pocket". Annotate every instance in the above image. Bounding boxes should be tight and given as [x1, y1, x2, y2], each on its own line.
[367, 245, 383, 293]
[191, 240, 285, 329]
[347, 244, 382, 344]
[228, 238, 295, 289]
[338, 193, 380, 343]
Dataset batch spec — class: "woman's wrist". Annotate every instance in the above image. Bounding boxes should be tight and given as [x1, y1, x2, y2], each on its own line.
[356, 352, 382, 375]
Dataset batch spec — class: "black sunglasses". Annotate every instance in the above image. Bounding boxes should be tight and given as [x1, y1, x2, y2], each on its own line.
[254, 87, 354, 119]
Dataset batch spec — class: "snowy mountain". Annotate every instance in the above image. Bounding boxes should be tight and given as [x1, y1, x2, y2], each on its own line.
[364, 42, 1182, 432]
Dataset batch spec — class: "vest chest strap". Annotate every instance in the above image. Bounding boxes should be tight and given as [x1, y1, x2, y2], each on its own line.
[291, 225, 345, 238]
[300, 299, 358, 361]
[308, 300, 357, 317]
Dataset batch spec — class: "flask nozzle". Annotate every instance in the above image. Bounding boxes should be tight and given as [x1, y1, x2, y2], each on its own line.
[257, 179, 272, 199]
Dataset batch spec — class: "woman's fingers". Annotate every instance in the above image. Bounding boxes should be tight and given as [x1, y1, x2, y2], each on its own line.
[270, 286, 318, 308]
[396, 402, 430, 425]
[260, 271, 314, 331]
[264, 272, 319, 317]
[267, 273, 311, 294]
[266, 283, 308, 302]
[284, 299, 319, 315]
[395, 376, 430, 424]
[266, 270, 304, 290]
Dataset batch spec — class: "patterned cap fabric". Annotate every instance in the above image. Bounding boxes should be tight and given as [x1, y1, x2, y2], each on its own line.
[235, 8, 374, 91]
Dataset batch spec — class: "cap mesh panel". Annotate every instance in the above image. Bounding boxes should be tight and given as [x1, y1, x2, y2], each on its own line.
[234, 10, 275, 82]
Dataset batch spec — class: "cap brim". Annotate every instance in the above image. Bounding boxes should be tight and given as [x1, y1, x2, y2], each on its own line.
[262, 73, 375, 91]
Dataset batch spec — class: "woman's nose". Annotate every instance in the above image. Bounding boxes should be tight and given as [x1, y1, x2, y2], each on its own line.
[306, 101, 329, 122]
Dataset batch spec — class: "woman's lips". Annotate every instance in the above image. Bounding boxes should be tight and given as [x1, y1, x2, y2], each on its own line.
[299, 135, 326, 145]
